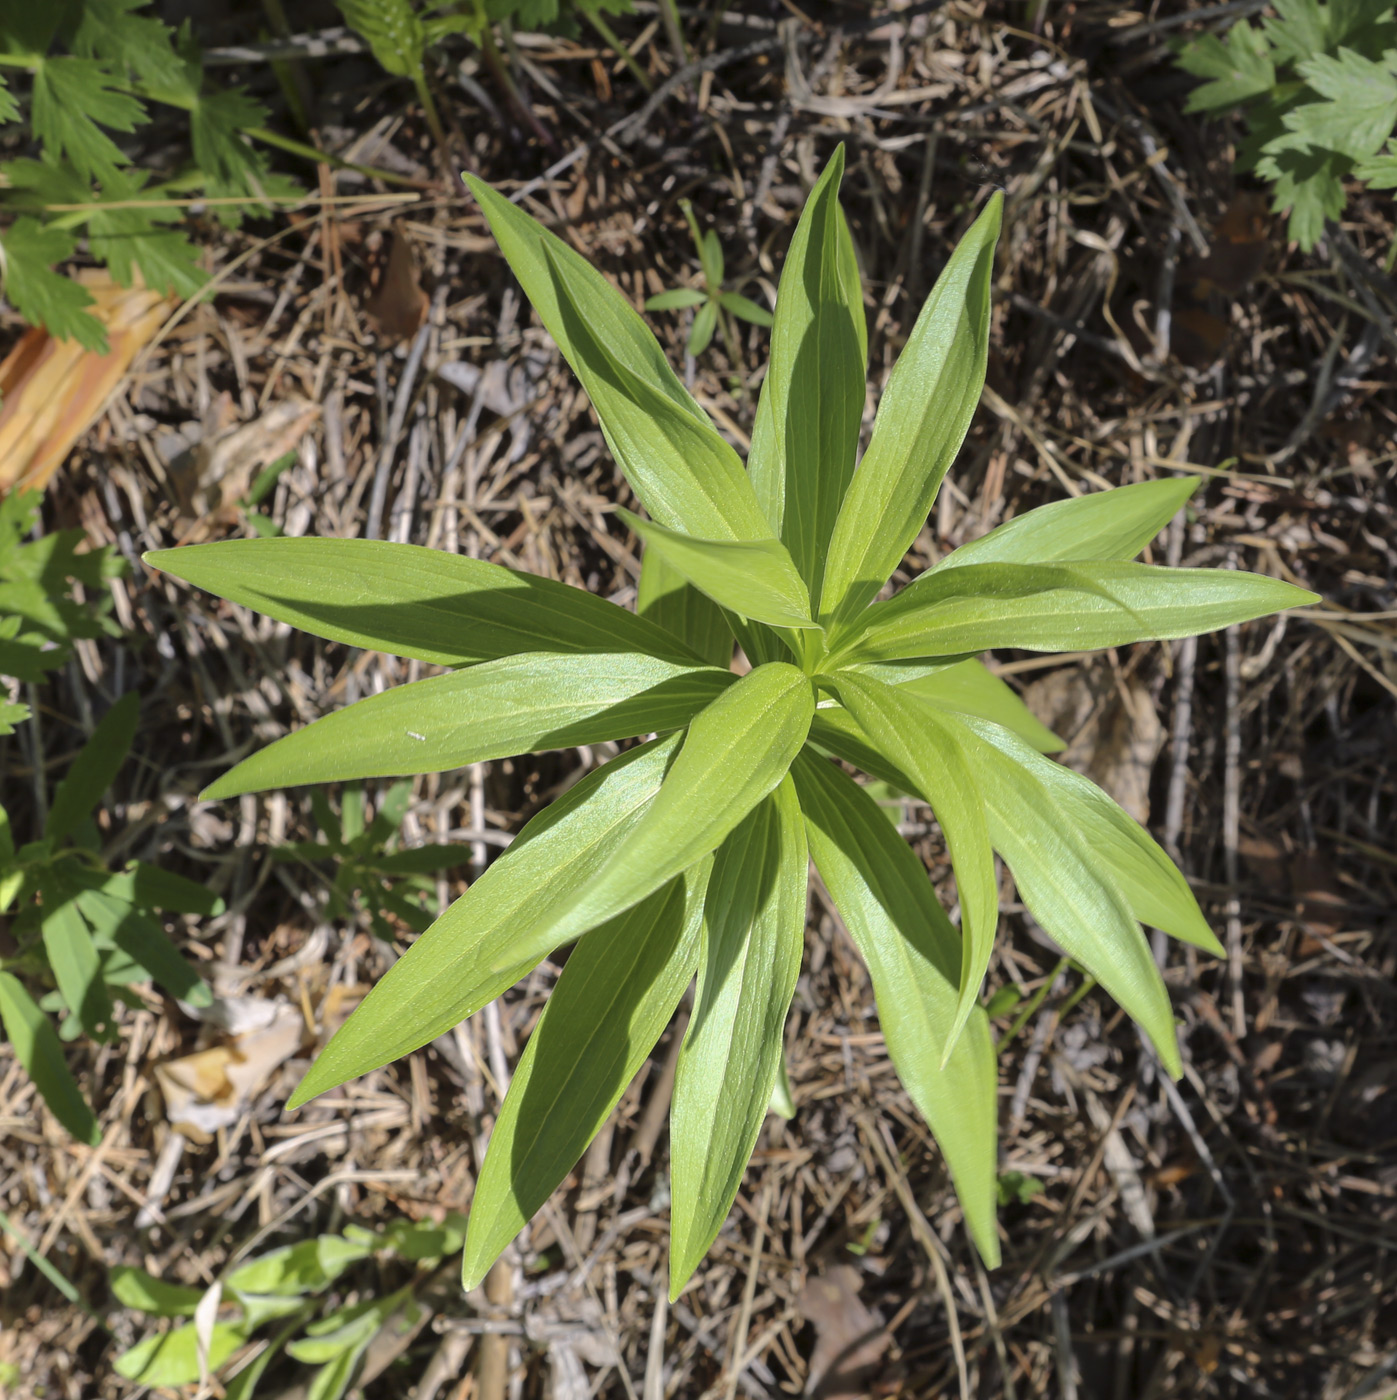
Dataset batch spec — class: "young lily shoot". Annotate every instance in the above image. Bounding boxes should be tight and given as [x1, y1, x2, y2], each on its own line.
[146, 147, 1316, 1295]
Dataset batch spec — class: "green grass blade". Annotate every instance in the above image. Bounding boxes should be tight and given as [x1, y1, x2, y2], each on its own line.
[462, 863, 708, 1288]
[46, 691, 138, 844]
[844, 561, 1318, 662]
[145, 540, 703, 668]
[820, 194, 1001, 624]
[0, 971, 101, 1145]
[747, 145, 865, 600]
[637, 549, 734, 668]
[670, 777, 807, 1296]
[930, 477, 1198, 573]
[619, 510, 818, 631]
[828, 675, 999, 1063]
[791, 753, 1000, 1266]
[202, 652, 733, 798]
[286, 735, 684, 1109]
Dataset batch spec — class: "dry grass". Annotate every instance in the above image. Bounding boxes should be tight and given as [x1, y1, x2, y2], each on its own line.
[2, 3, 1395, 1397]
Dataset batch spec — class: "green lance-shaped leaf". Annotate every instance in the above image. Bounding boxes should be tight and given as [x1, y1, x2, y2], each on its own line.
[871, 657, 1063, 752]
[688, 299, 718, 357]
[748, 145, 866, 601]
[114, 1321, 248, 1386]
[959, 716, 1222, 954]
[203, 652, 734, 799]
[46, 691, 139, 844]
[947, 714, 1182, 1076]
[98, 861, 226, 917]
[637, 549, 733, 669]
[670, 778, 807, 1296]
[646, 287, 708, 311]
[828, 674, 998, 1062]
[145, 539, 703, 668]
[287, 734, 684, 1109]
[462, 863, 709, 1288]
[931, 477, 1198, 574]
[618, 510, 819, 631]
[791, 753, 1000, 1266]
[0, 971, 101, 1146]
[542, 243, 773, 542]
[841, 561, 1318, 663]
[109, 1266, 205, 1318]
[819, 194, 1001, 624]
[549, 663, 813, 945]
[40, 885, 113, 1040]
[74, 889, 212, 1005]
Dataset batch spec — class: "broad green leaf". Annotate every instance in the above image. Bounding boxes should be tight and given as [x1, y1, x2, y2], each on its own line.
[114, 1321, 247, 1385]
[145, 540, 703, 668]
[1289, 49, 1397, 159]
[75, 889, 212, 1005]
[646, 287, 707, 310]
[791, 754, 999, 1266]
[109, 1266, 203, 1318]
[637, 548, 733, 668]
[0, 971, 100, 1145]
[618, 510, 819, 631]
[841, 561, 1317, 662]
[891, 658, 1063, 752]
[947, 716, 1182, 1077]
[462, 863, 708, 1288]
[931, 477, 1198, 574]
[960, 717, 1222, 954]
[549, 663, 813, 945]
[227, 1235, 374, 1297]
[287, 735, 685, 1108]
[829, 675, 998, 1062]
[542, 243, 772, 542]
[819, 194, 1002, 624]
[748, 146, 866, 601]
[203, 651, 733, 798]
[670, 778, 807, 1295]
[46, 691, 139, 844]
[40, 888, 113, 1039]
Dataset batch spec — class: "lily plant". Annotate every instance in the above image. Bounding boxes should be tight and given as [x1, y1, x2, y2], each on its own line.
[147, 147, 1315, 1296]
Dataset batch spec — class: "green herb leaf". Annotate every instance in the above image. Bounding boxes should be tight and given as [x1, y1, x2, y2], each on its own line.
[114, 1321, 247, 1386]
[748, 146, 866, 601]
[203, 651, 733, 799]
[46, 692, 139, 844]
[336, 0, 425, 80]
[287, 735, 685, 1108]
[0, 218, 106, 350]
[109, 1265, 204, 1318]
[0, 971, 101, 1145]
[636, 549, 733, 668]
[844, 561, 1317, 662]
[617, 509, 819, 631]
[820, 193, 1001, 623]
[1288, 47, 1397, 157]
[145, 540, 704, 667]
[1178, 23, 1276, 111]
[792, 754, 1000, 1266]
[670, 778, 806, 1295]
[462, 863, 708, 1288]
[75, 889, 212, 1005]
[829, 675, 998, 1062]
[687, 298, 718, 357]
[31, 54, 144, 183]
[885, 658, 1063, 753]
[40, 888, 114, 1040]
[718, 291, 774, 327]
[646, 287, 707, 310]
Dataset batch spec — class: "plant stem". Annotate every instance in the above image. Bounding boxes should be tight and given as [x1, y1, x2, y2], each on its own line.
[412, 69, 448, 149]
[585, 9, 654, 93]
[658, 0, 690, 66]
[997, 956, 1069, 1054]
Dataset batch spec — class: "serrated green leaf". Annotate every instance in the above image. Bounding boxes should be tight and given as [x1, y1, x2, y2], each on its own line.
[931, 477, 1197, 573]
[748, 146, 865, 602]
[670, 778, 806, 1295]
[618, 509, 818, 631]
[203, 651, 732, 799]
[74, 0, 186, 90]
[114, 1320, 247, 1385]
[462, 862, 707, 1288]
[637, 549, 733, 668]
[109, 1265, 204, 1318]
[1, 218, 106, 350]
[31, 55, 144, 183]
[1178, 23, 1276, 111]
[336, 0, 424, 79]
[541, 240, 772, 541]
[842, 561, 1317, 663]
[47, 691, 139, 844]
[1355, 137, 1397, 183]
[820, 194, 1001, 624]
[829, 675, 998, 1062]
[287, 734, 685, 1108]
[646, 287, 707, 310]
[0, 74, 19, 125]
[0, 698, 30, 735]
[791, 754, 1000, 1266]
[0, 971, 100, 1145]
[145, 539, 704, 667]
[959, 717, 1222, 955]
[1288, 48, 1397, 158]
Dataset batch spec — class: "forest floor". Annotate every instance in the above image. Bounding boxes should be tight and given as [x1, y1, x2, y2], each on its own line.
[2, 2, 1395, 1398]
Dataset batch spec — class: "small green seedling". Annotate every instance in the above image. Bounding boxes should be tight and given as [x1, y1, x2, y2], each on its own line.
[0, 694, 219, 1144]
[273, 780, 460, 940]
[146, 145, 1316, 1295]
[1177, 0, 1397, 249]
[112, 1212, 466, 1396]
[646, 198, 774, 359]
